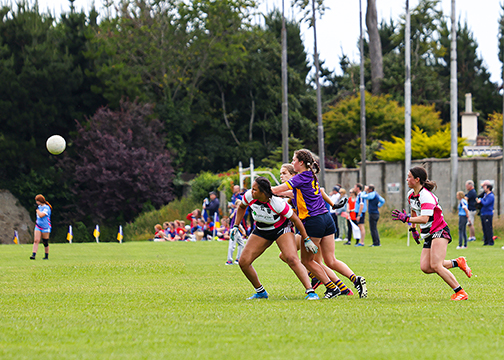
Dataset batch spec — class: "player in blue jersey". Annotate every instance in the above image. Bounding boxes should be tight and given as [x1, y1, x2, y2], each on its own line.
[272, 149, 367, 298]
[30, 194, 52, 260]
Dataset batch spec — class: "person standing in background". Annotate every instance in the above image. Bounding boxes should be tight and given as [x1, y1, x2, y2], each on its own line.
[344, 189, 358, 245]
[476, 181, 495, 246]
[203, 191, 220, 222]
[465, 180, 477, 242]
[456, 191, 469, 249]
[335, 188, 348, 242]
[360, 185, 385, 247]
[353, 183, 367, 247]
[329, 185, 341, 239]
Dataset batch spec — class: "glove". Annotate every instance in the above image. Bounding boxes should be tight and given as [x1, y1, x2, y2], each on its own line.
[303, 237, 318, 254]
[230, 226, 240, 241]
[409, 227, 421, 244]
[392, 209, 410, 223]
[332, 197, 348, 210]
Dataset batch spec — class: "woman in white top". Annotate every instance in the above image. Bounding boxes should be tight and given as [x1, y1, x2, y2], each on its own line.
[233, 177, 319, 300]
[392, 167, 472, 301]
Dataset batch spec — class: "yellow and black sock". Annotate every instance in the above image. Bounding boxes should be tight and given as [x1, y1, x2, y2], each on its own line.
[349, 273, 357, 284]
[335, 279, 348, 292]
[325, 281, 337, 290]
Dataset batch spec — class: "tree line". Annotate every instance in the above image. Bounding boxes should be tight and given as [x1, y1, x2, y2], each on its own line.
[0, 0, 502, 228]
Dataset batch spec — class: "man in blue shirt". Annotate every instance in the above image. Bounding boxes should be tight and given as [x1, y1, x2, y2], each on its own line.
[353, 183, 367, 246]
[360, 184, 385, 247]
[465, 180, 477, 242]
[476, 181, 494, 246]
[204, 191, 220, 222]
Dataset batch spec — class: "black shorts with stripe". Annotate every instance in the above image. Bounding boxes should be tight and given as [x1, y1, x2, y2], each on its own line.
[252, 222, 292, 242]
[423, 225, 452, 249]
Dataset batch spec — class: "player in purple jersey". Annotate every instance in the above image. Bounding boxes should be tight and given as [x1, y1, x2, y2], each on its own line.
[272, 149, 367, 299]
[233, 177, 319, 300]
[278, 163, 354, 296]
[30, 194, 52, 260]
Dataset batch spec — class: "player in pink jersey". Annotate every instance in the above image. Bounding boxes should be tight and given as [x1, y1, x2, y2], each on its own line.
[392, 167, 472, 301]
[233, 177, 319, 300]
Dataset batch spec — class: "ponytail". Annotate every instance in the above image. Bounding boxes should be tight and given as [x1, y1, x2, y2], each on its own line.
[35, 194, 52, 210]
[409, 167, 437, 192]
[294, 149, 320, 184]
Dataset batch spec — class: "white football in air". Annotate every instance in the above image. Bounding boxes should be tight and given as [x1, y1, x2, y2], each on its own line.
[46, 135, 66, 155]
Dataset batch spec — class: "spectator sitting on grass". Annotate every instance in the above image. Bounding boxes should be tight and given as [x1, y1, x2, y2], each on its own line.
[152, 224, 170, 242]
[167, 222, 180, 241]
[217, 217, 231, 240]
[186, 209, 202, 228]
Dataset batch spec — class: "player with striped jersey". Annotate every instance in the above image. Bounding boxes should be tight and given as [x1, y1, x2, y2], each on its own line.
[272, 149, 367, 299]
[392, 167, 472, 301]
[233, 177, 319, 300]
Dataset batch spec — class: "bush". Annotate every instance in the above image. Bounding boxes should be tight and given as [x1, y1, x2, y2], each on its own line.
[124, 197, 200, 241]
[375, 126, 468, 161]
[189, 171, 223, 204]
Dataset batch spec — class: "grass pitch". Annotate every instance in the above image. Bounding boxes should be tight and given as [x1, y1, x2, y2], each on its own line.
[1, 238, 503, 359]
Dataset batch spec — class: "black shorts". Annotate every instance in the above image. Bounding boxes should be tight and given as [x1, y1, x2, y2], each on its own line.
[303, 212, 336, 239]
[423, 226, 452, 249]
[252, 223, 292, 242]
[356, 213, 366, 224]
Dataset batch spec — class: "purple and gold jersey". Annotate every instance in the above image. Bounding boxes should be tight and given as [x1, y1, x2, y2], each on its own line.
[286, 171, 327, 220]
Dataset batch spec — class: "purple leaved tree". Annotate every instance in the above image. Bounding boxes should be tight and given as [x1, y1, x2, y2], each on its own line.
[60, 100, 174, 223]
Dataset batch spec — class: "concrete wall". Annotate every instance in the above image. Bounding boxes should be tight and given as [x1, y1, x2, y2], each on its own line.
[325, 156, 502, 214]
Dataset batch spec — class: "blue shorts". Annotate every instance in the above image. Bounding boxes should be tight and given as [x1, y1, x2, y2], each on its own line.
[35, 226, 51, 234]
[303, 212, 336, 239]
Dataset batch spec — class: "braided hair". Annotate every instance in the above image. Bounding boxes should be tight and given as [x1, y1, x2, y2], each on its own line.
[409, 167, 437, 192]
[254, 176, 273, 200]
[294, 149, 320, 184]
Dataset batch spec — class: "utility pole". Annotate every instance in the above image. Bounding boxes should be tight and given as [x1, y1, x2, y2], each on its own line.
[312, 0, 325, 187]
[281, 0, 289, 163]
[450, 0, 458, 211]
[359, 0, 366, 185]
[405, 0, 411, 209]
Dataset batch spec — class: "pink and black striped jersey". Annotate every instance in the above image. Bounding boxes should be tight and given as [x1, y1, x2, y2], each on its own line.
[408, 188, 447, 238]
[242, 190, 293, 231]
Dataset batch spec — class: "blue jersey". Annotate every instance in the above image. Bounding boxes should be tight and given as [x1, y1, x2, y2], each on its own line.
[36, 204, 51, 230]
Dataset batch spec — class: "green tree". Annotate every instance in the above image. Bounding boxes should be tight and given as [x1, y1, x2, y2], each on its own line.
[438, 20, 501, 126]
[484, 112, 503, 146]
[0, 3, 87, 184]
[375, 126, 468, 161]
[323, 92, 442, 167]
